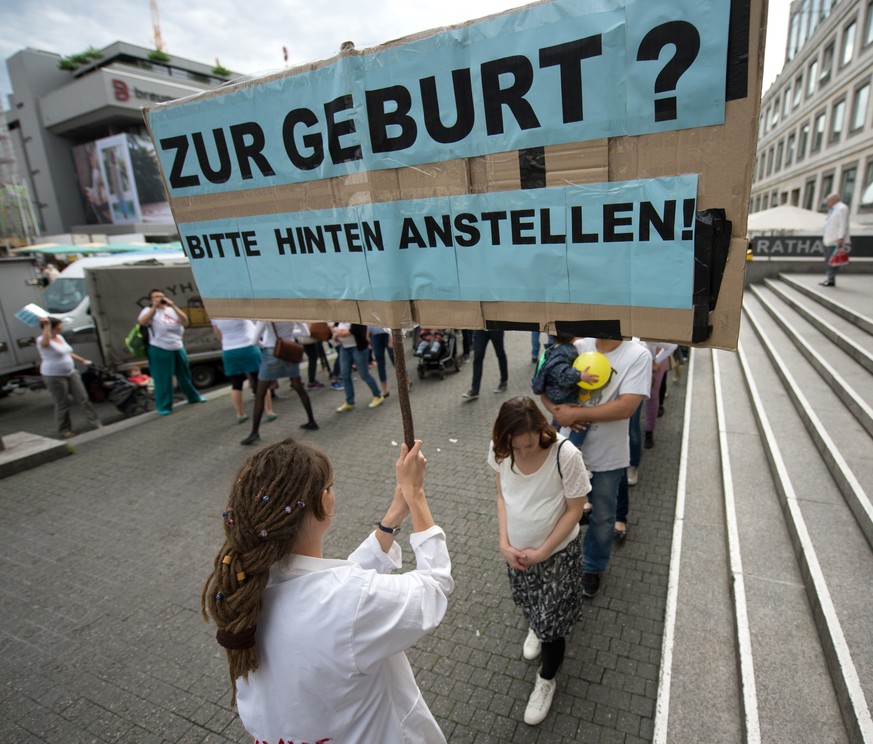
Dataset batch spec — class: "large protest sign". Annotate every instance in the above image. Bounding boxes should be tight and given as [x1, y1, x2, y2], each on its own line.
[145, 0, 765, 349]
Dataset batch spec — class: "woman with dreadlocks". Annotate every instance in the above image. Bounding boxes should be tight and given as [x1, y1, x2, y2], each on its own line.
[202, 437, 453, 743]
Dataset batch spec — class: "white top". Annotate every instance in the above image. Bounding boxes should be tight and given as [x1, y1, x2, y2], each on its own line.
[37, 335, 74, 376]
[574, 338, 652, 471]
[335, 321, 358, 348]
[487, 435, 590, 555]
[212, 319, 256, 351]
[646, 341, 678, 366]
[138, 306, 185, 351]
[236, 526, 453, 744]
[253, 321, 310, 349]
[823, 200, 849, 246]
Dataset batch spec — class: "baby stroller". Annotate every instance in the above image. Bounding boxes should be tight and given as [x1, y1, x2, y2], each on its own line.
[412, 328, 460, 380]
[87, 365, 151, 417]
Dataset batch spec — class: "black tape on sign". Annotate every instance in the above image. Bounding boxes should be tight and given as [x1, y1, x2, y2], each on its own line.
[692, 208, 732, 343]
[518, 147, 546, 190]
[726, 0, 751, 101]
[553, 320, 623, 340]
[485, 320, 541, 332]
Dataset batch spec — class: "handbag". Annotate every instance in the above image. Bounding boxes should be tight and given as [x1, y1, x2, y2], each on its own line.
[309, 322, 331, 342]
[828, 246, 849, 267]
[270, 323, 304, 363]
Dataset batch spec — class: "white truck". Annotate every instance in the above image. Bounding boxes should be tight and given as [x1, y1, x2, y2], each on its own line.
[0, 256, 47, 392]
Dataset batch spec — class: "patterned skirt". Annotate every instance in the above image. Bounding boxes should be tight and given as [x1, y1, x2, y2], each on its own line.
[507, 533, 583, 642]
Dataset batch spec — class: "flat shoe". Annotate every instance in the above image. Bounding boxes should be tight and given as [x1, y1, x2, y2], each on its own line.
[300, 421, 319, 430]
[614, 522, 628, 542]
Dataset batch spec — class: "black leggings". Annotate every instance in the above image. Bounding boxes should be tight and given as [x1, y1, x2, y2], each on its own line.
[540, 637, 565, 680]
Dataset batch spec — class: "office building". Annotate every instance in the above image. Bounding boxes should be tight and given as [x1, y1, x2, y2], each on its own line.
[751, 0, 873, 233]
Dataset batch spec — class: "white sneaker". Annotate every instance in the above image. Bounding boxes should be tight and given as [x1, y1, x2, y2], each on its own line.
[522, 628, 541, 661]
[627, 466, 639, 486]
[524, 673, 556, 725]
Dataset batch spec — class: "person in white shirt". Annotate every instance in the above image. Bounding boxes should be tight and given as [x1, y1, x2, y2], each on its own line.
[821, 192, 850, 287]
[137, 289, 205, 415]
[212, 318, 273, 424]
[37, 317, 101, 438]
[489, 397, 590, 726]
[542, 338, 651, 598]
[201, 437, 453, 744]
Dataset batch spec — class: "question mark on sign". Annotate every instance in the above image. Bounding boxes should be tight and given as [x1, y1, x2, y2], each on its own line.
[636, 21, 701, 122]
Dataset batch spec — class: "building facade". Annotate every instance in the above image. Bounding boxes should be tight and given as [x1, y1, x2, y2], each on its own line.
[751, 0, 873, 233]
[4, 42, 234, 238]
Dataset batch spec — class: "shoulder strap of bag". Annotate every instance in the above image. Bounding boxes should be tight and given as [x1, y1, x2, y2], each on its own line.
[556, 438, 569, 480]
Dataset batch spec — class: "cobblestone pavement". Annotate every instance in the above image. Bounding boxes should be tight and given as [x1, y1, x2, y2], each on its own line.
[0, 332, 686, 743]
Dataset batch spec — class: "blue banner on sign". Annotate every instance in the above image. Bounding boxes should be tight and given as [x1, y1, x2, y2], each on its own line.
[178, 175, 698, 310]
[147, 0, 728, 197]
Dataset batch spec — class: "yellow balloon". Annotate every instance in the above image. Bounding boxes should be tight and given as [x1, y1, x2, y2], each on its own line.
[573, 351, 612, 391]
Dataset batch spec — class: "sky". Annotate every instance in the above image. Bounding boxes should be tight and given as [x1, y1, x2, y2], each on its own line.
[0, 0, 792, 106]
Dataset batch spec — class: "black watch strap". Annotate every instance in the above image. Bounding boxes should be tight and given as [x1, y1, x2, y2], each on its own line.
[376, 522, 401, 536]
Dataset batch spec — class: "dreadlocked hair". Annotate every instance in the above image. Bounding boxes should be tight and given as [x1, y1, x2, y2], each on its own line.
[201, 437, 332, 704]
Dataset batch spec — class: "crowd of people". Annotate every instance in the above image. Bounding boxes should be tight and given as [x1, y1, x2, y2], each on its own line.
[37, 310, 684, 737]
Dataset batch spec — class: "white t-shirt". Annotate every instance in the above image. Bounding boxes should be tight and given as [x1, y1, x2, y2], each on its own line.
[335, 321, 358, 348]
[236, 526, 453, 744]
[37, 335, 74, 376]
[488, 435, 591, 555]
[823, 200, 849, 246]
[253, 321, 310, 349]
[138, 306, 185, 351]
[575, 338, 652, 472]
[212, 318, 255, 351]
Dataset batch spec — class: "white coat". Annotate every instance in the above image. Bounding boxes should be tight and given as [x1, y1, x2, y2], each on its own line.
[236, 525, 453, 743]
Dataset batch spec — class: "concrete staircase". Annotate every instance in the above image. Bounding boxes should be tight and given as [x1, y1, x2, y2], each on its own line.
[655, 273, 873, 743]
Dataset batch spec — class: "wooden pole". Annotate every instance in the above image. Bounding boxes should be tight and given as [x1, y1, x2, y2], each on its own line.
[391, 328, 415, 447]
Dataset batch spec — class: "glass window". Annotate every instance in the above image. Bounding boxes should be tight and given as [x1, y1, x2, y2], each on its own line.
[820, 42, 835, 86]
[819, 173, 835, 210]
[763, 193, 770, 209]
[794, 75, 804, 107]
[782, 90, 791, 118]
[807, 60, 818, 96]
[764, 104, 772, 132]
[772, 99, 780, 128]
[865, 0, 873, 47]
[812, 111, 826, 151]
[851, 83, 870, 131]
[798, 122, 810, 160]
[841, 19, 857, 66]
[755, 195, 762, 211]
[860, 158, 873, 207]
[771, 190, 778, 207]
[44, 278, 86, 313]
[788, 14, 800, 60]
[766, 147, 774, 176]
[800, 0, 811, 41]
[841, 165, 857, 205]
[830, 98, 846, 142]
[786, 133, 796, 166]
[758, 154, 766, 180]
[775, 141, 784, 171]
[803, 179, 816, 210]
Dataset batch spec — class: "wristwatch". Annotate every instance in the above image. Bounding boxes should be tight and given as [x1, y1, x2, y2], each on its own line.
[376, 522, 401, 536]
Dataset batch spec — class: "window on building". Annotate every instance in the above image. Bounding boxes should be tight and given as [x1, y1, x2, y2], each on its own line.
[865, 0, 873, 47]
[850, 81, 870, 131]
[791, 188, 801, 206]
[830, 98, 846, 142]
[771, 190, 779, 207]
[775, 141, 784, 171]
[860, 158, 873, 208]
[820, 41, 835, 86]
[803, 179, 817, 210]
[808, 59, 818, 96]
[786, 133, 796, 166]
[788, 13, 801, 60]
[771, 100, 780, 128]
[794, 74, 804, 107]
[812, 111, 827, 152]
[758, 154, 767, 180]
[782, 90, 791, 118]
[763, 193, 770, 209]
[800, 0, 811, 41]
[841, 19, 857, 66]
[820, 172, 835, 210]
[798, 121, 810, 160]
[766, 147, 774, 176]
[841, 165, 858, 205]
[755, 195, 762, 211]
[764, 104, 772, 132]
[759, 113, 766, 138]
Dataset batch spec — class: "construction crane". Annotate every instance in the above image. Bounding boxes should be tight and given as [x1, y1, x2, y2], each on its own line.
[151, 0, 165, 52]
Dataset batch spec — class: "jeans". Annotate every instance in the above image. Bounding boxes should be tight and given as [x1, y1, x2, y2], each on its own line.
[339, 345, 380, 404]
[629, 403, 642, 467]
[370, 332, 394, 383]
[582, 468, 624, 573]
[147, 345, 201, 413]
[470, 330, 508, 394]
[44, 373, 100, 434]
[824, 243, 841, 283]
[530, 331, 541, 361]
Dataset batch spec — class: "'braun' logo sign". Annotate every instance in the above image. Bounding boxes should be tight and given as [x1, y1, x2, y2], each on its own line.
[112, 80, 173, 105]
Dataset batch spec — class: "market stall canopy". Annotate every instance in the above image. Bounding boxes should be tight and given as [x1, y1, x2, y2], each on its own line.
[747, 205, 865, 236]
[11, 241, 183, 255]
